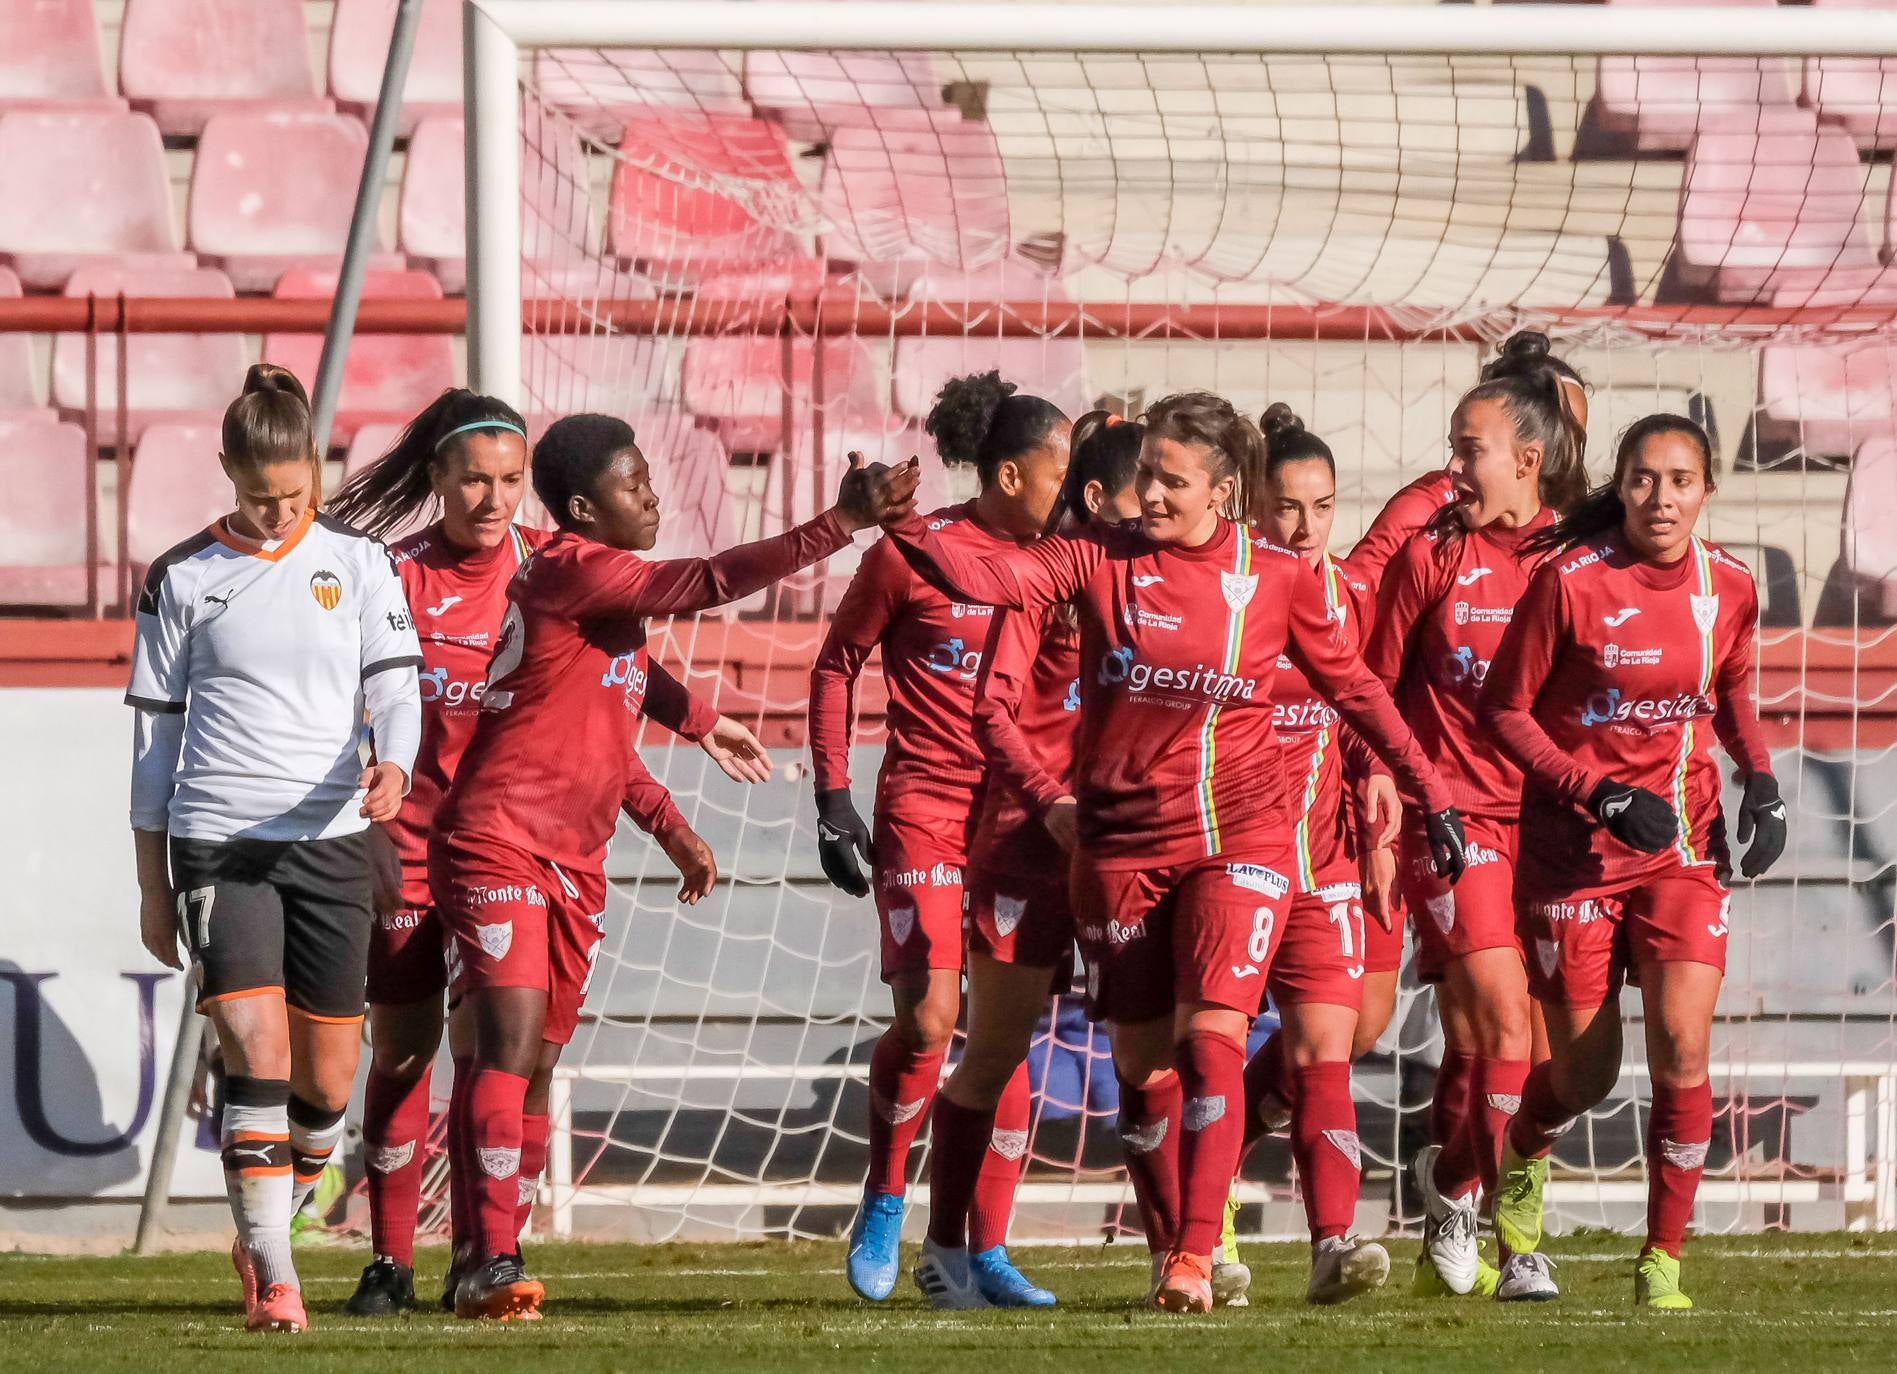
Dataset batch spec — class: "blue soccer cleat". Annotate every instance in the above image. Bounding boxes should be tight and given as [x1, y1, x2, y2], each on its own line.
[969, 1245, 1056, 1308]
[846, 1191, 905, 1301]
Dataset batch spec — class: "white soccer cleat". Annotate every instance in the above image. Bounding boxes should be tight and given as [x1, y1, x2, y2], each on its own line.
[1413, 1144, 1481, 1296]
[1211, 1256, 1252, 1309]
[912, 1238, 991, 1310]
[1495, 1251, 1559, 1302]
[1307, 1235, 1391, 1306]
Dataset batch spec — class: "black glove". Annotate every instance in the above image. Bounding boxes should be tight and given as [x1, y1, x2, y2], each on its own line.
[1736, 772, 1787, 878]
[1425, 807, 1470, 884]
[815, 787, 873, 898]
[1588, 779, 1678, 853]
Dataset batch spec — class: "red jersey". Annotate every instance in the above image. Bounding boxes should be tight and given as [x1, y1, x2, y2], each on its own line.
[1346, 469, 1455, 590]
[969, 605, 1081, 878]
[808, 504, 1017, 821]
[441, 514, 850, 871]
[1364, 511, 1556, 821]
[1480, 533, 1772, 897]
[884, 511, 1451, 871]
[1272, 552, 1378, 891]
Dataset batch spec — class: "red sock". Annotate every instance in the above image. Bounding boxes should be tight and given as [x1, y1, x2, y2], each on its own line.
[1472, 1058, 1530, 1199]
[1241, 1030, 1290, 1151]
[969, 1060, 1031, 1252]
[447, 1056, 474, 1255]
[1115, 1071, 1182, 1254]
[1509, 1062, 1581, 1160]
[363, 1066, 432, 1266]
[516, 1112, 549, 1240]
[864, 1031, 944, 1196]
[466, 1068, 529, 1260]
[1645, 1080, 1713, 1258]
[1290, 1061, 1360, 1244]
[1432, 1051, 1482, 1201]
[925, 1094, 996, 1248]
[1175, 1030, 1246, 1256]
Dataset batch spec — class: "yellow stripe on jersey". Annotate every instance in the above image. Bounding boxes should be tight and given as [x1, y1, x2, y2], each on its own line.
[1197, 529, 1254, 856]
[1672, 538, 1719, 867]
[509, 525, 532, 565]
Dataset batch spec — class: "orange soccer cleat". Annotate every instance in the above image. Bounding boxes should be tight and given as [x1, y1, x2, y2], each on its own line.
[1151, 1249, 1214, 1314]
[246, 1282, 308, 1333]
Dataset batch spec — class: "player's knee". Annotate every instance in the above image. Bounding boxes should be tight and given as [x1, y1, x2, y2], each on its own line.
[370, 1043, 433, 1083]
[895, 1000, 958, 1056]
[1473, 1000, 1532, 1060]
[1557, 1054, 1620, 1112]
[1648, 1029, 1710, 1089]
[949, 1046, 1020, 1105]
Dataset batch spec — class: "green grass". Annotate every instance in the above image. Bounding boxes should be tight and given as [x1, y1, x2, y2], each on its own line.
[3, 1233, 1895, 1373]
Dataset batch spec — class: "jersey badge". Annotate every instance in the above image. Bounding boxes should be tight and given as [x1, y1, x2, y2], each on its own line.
[309, 569, 343, 611]
[1690, 593, 1720, 634]
[1221, 571, 1258, 612]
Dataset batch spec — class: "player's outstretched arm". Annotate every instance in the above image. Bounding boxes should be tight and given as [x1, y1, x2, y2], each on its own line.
[879, 504, 1099, 615]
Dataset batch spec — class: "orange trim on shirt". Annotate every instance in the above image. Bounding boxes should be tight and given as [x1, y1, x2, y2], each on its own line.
[209, 508, 314, 563]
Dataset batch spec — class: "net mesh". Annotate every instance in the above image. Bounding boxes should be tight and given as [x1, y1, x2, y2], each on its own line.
[434, 35, 1897, 1243]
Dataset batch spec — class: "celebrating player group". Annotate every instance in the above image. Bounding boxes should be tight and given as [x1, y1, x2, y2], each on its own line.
[125, 330, 1789, 1332]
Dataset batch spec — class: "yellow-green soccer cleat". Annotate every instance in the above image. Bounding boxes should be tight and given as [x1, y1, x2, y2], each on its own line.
[1411, 1249, 1500, 1298]
[1494, 1143, 1549, 1258]
[1634, 1248, 1693, 1310]
[1212, 1188, 1252, 1307]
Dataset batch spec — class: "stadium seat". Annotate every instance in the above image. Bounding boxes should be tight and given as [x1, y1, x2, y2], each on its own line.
[328, 0, 461, 138]
[261, 269, 454, 445]
[1672, 108, 1878, 305]
[0, 268, 49, 420]
[0, 111, 192, 290]
[743, 49, 950, 144]
[0, 416, 98, 607]
[531, 48, 751, 143]
[680, 336, 888, 453]
[1588, 0, 1795, 156]
[1755, 340, 1897, 461]
[189, 112, 405, 293]
[340, 421, 403, 482]
[0, 0, 124, 112]
[1841, 433, 1897, 617]
[401, 113, 597, 296]
[818, 123, 1012, 298]
[606, 114, 813, 291]
[118, 0, 334, 137]
[51, 266, 247, 445]
[127, 421, 231, 567]
[1801, 0, 1897, 153]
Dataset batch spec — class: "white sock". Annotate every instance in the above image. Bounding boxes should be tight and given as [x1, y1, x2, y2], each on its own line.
[287, 1096, 348, 1217]
[222, 1078, 297, 1291]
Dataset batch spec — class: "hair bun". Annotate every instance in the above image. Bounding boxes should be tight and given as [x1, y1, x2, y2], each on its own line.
[242, 362, 309, 406]
[1260, 401, 1305, 444]
[1498, 330, 1551, 364]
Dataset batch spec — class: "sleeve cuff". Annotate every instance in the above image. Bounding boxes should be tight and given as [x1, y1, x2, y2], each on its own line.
[125, 694, 185, 713]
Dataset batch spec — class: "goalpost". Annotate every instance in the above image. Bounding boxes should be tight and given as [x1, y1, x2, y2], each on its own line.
[454, 0, 1897, 1245]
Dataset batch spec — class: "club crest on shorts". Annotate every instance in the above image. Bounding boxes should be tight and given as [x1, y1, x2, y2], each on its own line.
[308, 569, 343, 611]
[1536, 937, 1560, 979]
[992, 894, 1027, 939]
[1426, 893, 1456, 934]
[476, 921, 513, 960]
[1221, 571, 1258, 612]
[887, 903, 916, 946]
[367, 1140, 415, 1174]
[1690, 593, 1720, 635]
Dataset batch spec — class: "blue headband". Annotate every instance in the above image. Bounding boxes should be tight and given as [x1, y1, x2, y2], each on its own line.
[434, 418, 527, 450]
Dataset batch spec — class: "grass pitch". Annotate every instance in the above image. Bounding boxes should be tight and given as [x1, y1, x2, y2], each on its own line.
[3, 1232, 1894, 1373]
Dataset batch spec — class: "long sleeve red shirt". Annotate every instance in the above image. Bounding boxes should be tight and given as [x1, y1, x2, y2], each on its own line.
[969, 604, 1082, 879]
[1344, 469, 1456, 591]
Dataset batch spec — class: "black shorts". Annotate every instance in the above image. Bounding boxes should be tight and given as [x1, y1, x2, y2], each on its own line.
[168, 831, 374, 1021]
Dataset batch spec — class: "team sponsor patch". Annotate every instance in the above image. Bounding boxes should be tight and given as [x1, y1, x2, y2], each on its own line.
[478, 1145, 521, 1180]
[1323, 1129, 1363, 1170]
[1661, 1137, 1710, 1171]
[1182, 1095, 1227, 1132]
[887, 903, 916, 946]
[1119, 1118, 1168, 1154]
[1314, 882, 1363, 904]
[992, 894, 1027, 939]
[989, 1128, 1030, 1162]
[1221, 571, 1258, 612]
[1535, 938, 1560, 979]
[308, 569, 343, 611]
[1426, 893, 1456, 935]
[476, 921, 513, 960]
[1226, 863, 1289, 899]
[367, 1140, 415, 1174]
[1602, 643, 1663, 668]
[1690, 593, 1720, 635]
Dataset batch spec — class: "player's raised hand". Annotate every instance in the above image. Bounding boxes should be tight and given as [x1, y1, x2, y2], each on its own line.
[815, 787, 873, 898]
[658, 824, 718, 905]
[833, 451, 921, 532]
[358, 761, 409, 822]
[701, 714, 774, 785]
[140, 887, 182, 970]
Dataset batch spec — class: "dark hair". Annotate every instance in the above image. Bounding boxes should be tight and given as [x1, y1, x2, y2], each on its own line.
[1064, 409, 1143, 516]
[1479, 331, 1589, 510]
[925, 370, 1067, 486]
[1480, 330, 1583, 391]
[533, 413, 636, 532]
[223, 363, 315, 476]
[1141, 390, 1267, 520]
[1259, 402, 1335, 478]
[1526, 413, 1715, 557]
[1455, 372, 1589, 513]
[326, 388, 527, 539]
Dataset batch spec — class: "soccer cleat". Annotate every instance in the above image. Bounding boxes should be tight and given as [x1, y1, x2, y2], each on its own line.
[345, 1255, 416, 1315]
[912, 1238, 990, 1310]
[439, 1243, 473, 1313]
[1634, 1248, 1693, 1310]
[1494, 1141, 1549, 1259]
[1413, 1145, 1481, 1295]
[1212, 1190, 1251, 1307]
[1495, 1251, 1559, 1302]
[1409, 1251, 1500, 1298]
[1307, 1235, 1391, 1306]
[453, 1252, 545, 1321]
[246, 1283, 308, 1333]
[969, 1246, 1055, 1307]
[1152, 1250, 1214, 1314]
[846, 1191, 905, 1301]
[231, 1239, 258, 1315]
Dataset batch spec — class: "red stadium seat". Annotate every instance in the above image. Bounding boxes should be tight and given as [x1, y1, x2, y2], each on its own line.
[328, 0, 460, 139]
[261, 269, 455, 445]
[743, 49, 949, 144]
[1843, 433, 1897, 616]
[0, 111, 191, 290]
[0, 0, 125, 112]
[679, 336, 888, 453]
[0, 416, 99, 607]
[341, 421, 405, 479]
[1801, 0, 1897, 152]
[607, 114, 813, 291]
[189, 112, 405, 293]
[1755, 340, 1897, 460]
[0, 268, 49, 421]
[523, 329, 669, 420]
[531, 48, 751, 143]
[51, 266, 248, 445]
[127, 421, 231, 567]
[401, 113, 597, 296]
[1673, 108, 1877, 305]
[1590, 0, 1794, 156]
[119, 0, 333, 137]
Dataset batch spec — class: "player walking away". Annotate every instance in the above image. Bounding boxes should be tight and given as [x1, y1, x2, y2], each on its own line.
[128, 364, 423, 1334]
[1480, 416, 1784, 1311]
[1362, 371, 1586, 1303]
[1230, 406, 1401, 1304]
[808, 372, 1071, 1306]
[912, 411, 1143, 1309]
[324, 392, 767, 1316]
[434, 415, 918, 1320]
[878, 391, 1467, 1313]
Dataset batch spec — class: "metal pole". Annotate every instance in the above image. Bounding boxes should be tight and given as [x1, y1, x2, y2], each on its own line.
[310, 0, 427, 455]
[134, 967, 202, 1256]
[466, 0, 522, 404]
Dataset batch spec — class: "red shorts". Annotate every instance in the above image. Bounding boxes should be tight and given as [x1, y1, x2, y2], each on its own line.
[1362, 900, 1406, 976]
[1072, 844, 1294, 1026]
[1399, 812, 1521, 983]
[1269, 869, 1368, 1011]
[873, 812, 969, 983]
[967, 867, 1075, 971]
[366, 883, 448, 1007]
[1519, 867, 1731, 1010]
[430, 830, 607, 1047]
